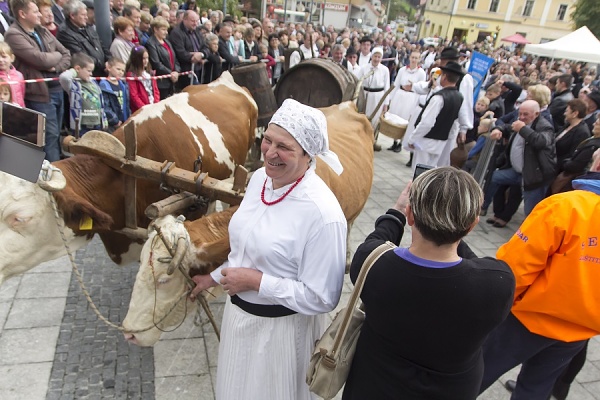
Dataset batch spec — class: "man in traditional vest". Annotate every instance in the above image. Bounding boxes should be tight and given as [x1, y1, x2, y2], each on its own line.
[404, 61, 465, 169]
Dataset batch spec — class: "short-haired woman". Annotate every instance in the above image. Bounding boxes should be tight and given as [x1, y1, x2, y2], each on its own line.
[343, 168, 515, 400]
[145, 16, 179, 99]
[110, 17, 136, 65]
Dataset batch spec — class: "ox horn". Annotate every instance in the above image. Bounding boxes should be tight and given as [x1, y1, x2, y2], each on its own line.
[167, 236, 189, 275]
[37, 160, 67, 192]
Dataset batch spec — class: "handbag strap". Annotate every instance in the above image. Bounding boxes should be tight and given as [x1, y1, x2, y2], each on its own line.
[329, 241, 396, 358]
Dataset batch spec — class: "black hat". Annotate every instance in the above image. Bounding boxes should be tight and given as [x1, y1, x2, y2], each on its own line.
[437, 47, 460, 60]
[345, 46, 356, 57]
[587, 91, 600, 109]
[359, 36, 373, 44]
[83, 0, 94, 9]
[223, 15, 235, 24]
[439, 61, 466, 76]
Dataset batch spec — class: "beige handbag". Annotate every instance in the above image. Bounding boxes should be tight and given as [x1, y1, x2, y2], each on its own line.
[306, 241, 396, 399]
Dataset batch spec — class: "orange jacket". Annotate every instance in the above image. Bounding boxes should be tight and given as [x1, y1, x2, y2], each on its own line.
[497, 188, 600, 342]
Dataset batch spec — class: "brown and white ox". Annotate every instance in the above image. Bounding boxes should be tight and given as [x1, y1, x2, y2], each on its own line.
[0, 73, 257, 285]
[122, 101, 374, 346]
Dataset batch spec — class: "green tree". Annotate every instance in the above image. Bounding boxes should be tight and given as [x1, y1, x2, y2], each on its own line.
[571, 0, 600, 39]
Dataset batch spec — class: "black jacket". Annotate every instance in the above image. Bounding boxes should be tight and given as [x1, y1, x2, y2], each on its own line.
[549, 89, 574, 131]
[555, 120, 591, 168]
[243, 40, 259, 60]
[52, 3, 65, 26]
[168, 22, 207, 88]
[561, 137, 600, 174]
[498, 115, 557, 190]
[0, 11, 14, 36]
[145, 35, 180, 90]
[218, 36, 239, 71]
[56, 19, 111, 77]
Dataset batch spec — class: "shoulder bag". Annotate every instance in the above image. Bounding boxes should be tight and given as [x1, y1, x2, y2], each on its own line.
[306, 241, 396, 399]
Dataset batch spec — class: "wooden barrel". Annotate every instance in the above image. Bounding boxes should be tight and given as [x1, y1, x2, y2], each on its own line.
[230, 62, 278, 128]
[274, 58, 358, 108]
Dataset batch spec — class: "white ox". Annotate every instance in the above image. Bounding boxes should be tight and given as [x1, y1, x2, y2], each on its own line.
[122, 102, 375, 346]
[0, 73, 257, 285]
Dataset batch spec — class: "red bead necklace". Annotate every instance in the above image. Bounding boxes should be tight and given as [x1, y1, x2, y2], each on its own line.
[261, 175, 304, 206]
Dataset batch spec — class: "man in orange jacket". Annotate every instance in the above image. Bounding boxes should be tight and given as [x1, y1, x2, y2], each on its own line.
[479, 148, 600, 400]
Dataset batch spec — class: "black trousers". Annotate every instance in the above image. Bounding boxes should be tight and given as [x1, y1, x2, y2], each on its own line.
[480, 313, 586, 400]
[492, 184, 522, 222]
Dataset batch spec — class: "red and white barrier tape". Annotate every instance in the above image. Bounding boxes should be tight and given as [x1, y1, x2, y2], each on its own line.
[0, 70, 196, 85]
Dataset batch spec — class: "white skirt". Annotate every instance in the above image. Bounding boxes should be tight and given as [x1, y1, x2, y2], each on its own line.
[388, 89, 420, 121]
[216, 297, 327, 400]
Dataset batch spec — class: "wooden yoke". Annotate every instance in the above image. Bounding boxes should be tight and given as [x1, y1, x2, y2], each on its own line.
[63, 129, 248, 210]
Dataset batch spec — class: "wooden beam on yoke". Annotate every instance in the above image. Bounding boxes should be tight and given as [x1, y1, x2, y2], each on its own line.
[123, 123, 138, 229]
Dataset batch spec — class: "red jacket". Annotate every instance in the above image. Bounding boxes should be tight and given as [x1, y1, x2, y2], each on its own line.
[126, 71, 160, 113]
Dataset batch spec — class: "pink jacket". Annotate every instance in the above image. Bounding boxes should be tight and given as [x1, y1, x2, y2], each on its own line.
[0, 66, 26, 107]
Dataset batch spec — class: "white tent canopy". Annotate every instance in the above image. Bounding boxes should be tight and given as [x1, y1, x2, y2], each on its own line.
[524, 26, 600, 64]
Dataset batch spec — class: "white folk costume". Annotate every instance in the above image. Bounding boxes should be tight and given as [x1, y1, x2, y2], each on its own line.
[289, 43, 318, 68]
[209, 99, 347, 400]
[347, 61, 361, 77]
[357, 47, 390, 128]
[357, 51, 371, 68]
[388, 65, 426, 120]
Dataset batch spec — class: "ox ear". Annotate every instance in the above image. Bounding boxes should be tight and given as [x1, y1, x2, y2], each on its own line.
[53, 190, 114, 231]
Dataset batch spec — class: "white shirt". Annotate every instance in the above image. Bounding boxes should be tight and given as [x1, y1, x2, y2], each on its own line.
[357, 51, 371, 67]
[289, 44, 317, 68]
[210, 167, 347, 315]
[347, 61, 361, 77]
[357, 63, 391, 105]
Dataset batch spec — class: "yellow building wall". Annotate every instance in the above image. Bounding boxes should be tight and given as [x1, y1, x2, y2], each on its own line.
[421, 0, 575, 44]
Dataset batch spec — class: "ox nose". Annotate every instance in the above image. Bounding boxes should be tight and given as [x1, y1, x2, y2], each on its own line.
[123, 333, 138, 345]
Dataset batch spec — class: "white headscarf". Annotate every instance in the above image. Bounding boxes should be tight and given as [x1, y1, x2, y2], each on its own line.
[269, 99, 344, 175]
[371, 47, 384, 56]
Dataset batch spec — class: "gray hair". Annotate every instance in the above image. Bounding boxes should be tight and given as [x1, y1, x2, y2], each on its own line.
[205, 33, 218, 44]
[332, 44, 344, 53]
[409, 167, 481, 245]
[63, 0, 86, 17]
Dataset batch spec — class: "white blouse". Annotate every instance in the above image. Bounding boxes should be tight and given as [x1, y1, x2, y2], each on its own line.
[210, 167, 347, 315]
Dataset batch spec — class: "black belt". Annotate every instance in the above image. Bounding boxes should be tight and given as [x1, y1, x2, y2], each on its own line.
[231, 295, 297, 318]
[364, 87, 384, 92]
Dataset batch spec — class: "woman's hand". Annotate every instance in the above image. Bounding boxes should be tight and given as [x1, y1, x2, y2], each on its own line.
[170, 71, 179, 82]
[220, 268, 263, 296]
[394, 181, 411, 216]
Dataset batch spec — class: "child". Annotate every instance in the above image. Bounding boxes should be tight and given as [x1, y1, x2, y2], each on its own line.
[126, 46, 160, 113]
[485, 83, 505, 118]
[0, 42, 25, 107]
[202, 33, 223, 84]
[463, 97, 495, 173]
[258, 43, 275, 83]
[59, 52, 107, 136]
[0, 79, 14, 103]
[465, 96, 492, 149]
[99, 57, 131, 133]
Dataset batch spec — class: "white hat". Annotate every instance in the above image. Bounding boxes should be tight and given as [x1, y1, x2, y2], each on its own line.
[269, 99, 343, 175]
[371, 47, 384, 56]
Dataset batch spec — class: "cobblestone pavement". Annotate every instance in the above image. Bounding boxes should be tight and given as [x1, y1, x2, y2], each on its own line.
[0, 135, 599, 400]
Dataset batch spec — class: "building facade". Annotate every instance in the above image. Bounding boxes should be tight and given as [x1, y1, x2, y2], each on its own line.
[419, 0, 575, 44]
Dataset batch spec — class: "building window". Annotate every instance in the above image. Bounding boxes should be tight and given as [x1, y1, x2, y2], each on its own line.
[557, 4, 567, 20]
[467, 0, 477, 9]
[523, 0, 534, 16]
[489, 0, 500, 12]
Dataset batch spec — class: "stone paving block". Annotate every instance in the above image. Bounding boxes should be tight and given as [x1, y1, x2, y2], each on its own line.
[0, 276, 20, 303]
[0, 362, 52, 400]
[578, 359, 600, 383]
[0, 326, 59, 364]
[4, 298, 66, 329]
[16, 272, 71, 299]
[0, 301, 10, 334]
[588, 337, 600, 361]
[155, 374, 213, 400]
[571, 382, 599, 400]
[159, 311, 204, 341]
[154, 338, 208, 377]
[28, 256, 71, 274]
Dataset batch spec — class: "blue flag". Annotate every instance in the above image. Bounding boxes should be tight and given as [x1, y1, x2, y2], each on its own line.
[468, 52, 495, 106]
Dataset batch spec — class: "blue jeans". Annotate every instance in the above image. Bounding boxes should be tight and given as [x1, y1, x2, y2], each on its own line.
[483, 168, 548, 217]
[27, 91, 64, 162]
[483, 168, 522, 210]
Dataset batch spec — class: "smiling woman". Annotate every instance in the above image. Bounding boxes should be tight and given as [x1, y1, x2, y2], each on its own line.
[190, 99, 347, 400]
